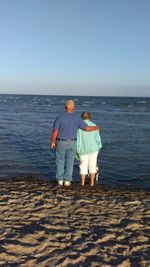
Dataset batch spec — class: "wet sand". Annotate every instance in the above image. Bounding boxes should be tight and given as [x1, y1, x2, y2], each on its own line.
[0, 177, 150, 267]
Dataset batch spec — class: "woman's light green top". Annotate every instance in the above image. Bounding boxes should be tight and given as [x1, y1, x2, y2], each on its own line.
[77, 119, 102, 155]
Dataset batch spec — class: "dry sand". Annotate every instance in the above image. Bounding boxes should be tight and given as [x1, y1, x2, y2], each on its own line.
[0, 177, 150, 267]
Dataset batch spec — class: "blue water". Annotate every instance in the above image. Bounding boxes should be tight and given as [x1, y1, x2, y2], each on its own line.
[0, 94, 150, 189]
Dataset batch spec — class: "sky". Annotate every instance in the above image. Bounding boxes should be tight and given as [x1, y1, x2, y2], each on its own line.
[0, 0, 150, 97]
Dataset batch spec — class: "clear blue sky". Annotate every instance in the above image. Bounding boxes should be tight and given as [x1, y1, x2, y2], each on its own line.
[0, 0, 150, 96]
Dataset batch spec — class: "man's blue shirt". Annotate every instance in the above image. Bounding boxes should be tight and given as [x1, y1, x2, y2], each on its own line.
[53, 112, 87, 139]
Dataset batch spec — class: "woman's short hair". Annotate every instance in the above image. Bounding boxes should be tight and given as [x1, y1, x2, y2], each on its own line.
[81, 112, 91, 120]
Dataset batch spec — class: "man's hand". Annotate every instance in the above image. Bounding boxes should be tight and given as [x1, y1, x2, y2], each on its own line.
[50, 128, 58, 149]
[96, 126, 101, 131]
[50, 142, 56, 149]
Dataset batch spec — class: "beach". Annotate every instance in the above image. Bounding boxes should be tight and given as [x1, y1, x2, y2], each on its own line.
[0, 177, 149, 267]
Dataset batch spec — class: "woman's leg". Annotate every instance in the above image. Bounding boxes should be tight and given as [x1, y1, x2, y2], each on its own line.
[81, 174, 86, 186]
[79, 154, 88, 186]
[88, 152, 98, 186]
[90, 173, 96, 186]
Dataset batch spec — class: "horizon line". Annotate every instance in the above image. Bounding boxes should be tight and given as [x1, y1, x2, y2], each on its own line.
[0, 93, 149, 98]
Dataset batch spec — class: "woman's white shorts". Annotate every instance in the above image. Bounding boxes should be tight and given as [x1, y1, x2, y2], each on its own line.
[79, 151, 98, 175]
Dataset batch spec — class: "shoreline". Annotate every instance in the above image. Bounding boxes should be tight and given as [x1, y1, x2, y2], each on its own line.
[0, 177, 150, 266]
[1, 175, 150, 191]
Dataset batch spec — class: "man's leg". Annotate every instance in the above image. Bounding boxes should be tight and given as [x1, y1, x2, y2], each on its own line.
[56, 141, 66, 181]
[64, 141, 76, 182]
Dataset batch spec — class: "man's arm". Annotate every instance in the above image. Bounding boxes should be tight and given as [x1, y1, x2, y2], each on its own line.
[84, 125, 100, 132]
[78, 117, 100, 132]
[50, 128, 58, 149]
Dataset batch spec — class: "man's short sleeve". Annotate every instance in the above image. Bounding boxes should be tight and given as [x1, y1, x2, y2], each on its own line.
[78, 118, 87, 130]
[53, 116, 60, 130]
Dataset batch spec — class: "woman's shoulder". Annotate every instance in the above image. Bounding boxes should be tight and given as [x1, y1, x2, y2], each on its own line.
[84, 119, 96, 126]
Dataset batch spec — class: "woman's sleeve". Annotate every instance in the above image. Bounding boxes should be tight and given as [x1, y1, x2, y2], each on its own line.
[95, 131, 102, 150]
[77, 129, 82, 153]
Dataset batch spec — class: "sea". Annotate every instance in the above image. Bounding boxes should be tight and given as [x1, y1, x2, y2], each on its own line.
[0, 94, 150, 189]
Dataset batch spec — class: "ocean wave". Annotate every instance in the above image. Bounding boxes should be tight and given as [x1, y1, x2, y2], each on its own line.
[136, 101, 147, 104]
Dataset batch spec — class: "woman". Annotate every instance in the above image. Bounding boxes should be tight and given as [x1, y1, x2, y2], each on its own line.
[77, 112, 102, 186]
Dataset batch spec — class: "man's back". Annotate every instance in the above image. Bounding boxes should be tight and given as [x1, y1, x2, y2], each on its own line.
[53, 112, 87, 139]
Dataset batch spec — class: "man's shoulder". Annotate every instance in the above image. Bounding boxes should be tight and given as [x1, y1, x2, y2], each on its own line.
[72, 112, 81, 118]
[56, 112, 66, 119]
[55, 112, 79, 120]
[60, 112, 80, 118]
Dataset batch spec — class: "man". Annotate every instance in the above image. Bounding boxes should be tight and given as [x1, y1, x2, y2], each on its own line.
[50, 100, 99, 186]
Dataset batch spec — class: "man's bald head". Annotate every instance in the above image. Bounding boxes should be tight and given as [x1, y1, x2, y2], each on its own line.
[65, 100, 75, 112]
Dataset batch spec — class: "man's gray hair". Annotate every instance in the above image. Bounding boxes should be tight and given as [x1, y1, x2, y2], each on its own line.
[65, 99, 75, 108]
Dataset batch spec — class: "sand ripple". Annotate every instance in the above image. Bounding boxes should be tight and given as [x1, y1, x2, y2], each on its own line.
[0, 177, 150, 266]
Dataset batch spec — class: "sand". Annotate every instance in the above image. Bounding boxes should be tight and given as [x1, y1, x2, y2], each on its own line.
[0, 177, 150, 267]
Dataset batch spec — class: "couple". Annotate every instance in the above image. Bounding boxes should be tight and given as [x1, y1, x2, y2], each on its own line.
[50, 100, 102, 186]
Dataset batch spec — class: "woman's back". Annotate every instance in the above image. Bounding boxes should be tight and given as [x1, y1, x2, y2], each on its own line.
[77, 119, 102, 155]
